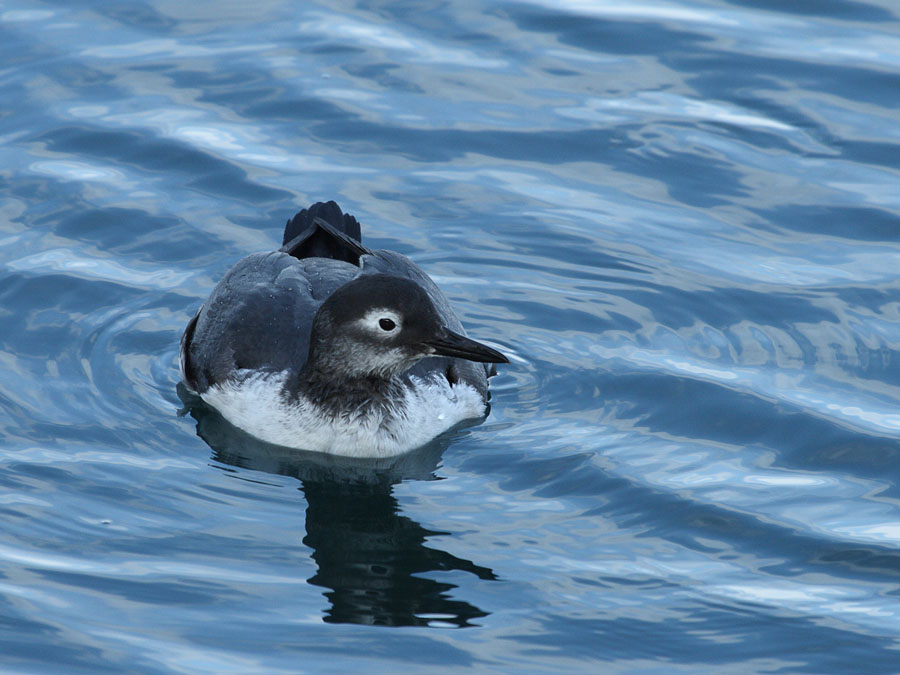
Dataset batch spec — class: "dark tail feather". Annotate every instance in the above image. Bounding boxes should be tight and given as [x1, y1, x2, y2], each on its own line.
[281, 201, 368, 264]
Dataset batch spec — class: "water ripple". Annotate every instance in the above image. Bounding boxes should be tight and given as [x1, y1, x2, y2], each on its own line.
[3, 0, 900, 670]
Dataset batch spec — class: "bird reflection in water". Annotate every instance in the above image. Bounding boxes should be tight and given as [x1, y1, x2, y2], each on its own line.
[179, 384, 496, 627]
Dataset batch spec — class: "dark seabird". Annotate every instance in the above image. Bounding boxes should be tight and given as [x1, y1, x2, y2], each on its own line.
[180, 201, 508, 457]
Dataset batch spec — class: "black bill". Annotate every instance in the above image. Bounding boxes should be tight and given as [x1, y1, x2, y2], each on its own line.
[426, 328, 509, 364]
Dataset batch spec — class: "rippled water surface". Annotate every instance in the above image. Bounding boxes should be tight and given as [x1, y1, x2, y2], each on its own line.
[3, 0, 900, 672]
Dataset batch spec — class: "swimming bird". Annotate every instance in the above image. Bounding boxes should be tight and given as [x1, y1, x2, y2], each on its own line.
[180, 201, 508, 457]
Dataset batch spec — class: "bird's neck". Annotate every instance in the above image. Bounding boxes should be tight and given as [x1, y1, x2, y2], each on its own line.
[286, 364, 406, 417]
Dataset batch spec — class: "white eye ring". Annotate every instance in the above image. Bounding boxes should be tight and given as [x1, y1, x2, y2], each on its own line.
[359, 308, 402, 337]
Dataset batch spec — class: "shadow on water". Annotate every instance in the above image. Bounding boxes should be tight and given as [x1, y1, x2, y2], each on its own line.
[177, 383, 496, 628]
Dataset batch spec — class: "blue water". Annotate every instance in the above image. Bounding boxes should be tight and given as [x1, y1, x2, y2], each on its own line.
[3, 0, 900, 671]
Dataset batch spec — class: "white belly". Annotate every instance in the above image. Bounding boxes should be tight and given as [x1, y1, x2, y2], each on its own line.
[201, 370, 487, 458]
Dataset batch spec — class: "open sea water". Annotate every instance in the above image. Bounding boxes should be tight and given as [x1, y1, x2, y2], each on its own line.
[2, 1, 900, 672]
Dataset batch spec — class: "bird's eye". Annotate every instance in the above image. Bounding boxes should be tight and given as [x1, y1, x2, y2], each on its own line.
[379, 318, 396, 331]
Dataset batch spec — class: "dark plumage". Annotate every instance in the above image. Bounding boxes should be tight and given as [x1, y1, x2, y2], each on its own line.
[180, 201, 507, 456]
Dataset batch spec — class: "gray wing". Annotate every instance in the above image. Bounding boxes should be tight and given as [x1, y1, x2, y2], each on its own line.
[182, 251, 358, 393]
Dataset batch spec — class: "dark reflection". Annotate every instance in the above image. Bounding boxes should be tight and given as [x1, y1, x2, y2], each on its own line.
[178, 383, 495, 627]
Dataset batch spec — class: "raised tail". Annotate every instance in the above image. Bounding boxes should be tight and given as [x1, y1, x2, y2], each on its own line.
[281, 201, 370, 265]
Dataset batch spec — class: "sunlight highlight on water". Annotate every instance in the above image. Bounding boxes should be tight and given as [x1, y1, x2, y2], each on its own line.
[2, 0, 900, 672]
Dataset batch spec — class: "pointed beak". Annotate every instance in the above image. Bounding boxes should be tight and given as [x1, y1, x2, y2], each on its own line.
[425, 328, 509, 364]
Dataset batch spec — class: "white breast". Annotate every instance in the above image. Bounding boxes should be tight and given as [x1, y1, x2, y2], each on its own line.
[201, 370, 486, 458]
